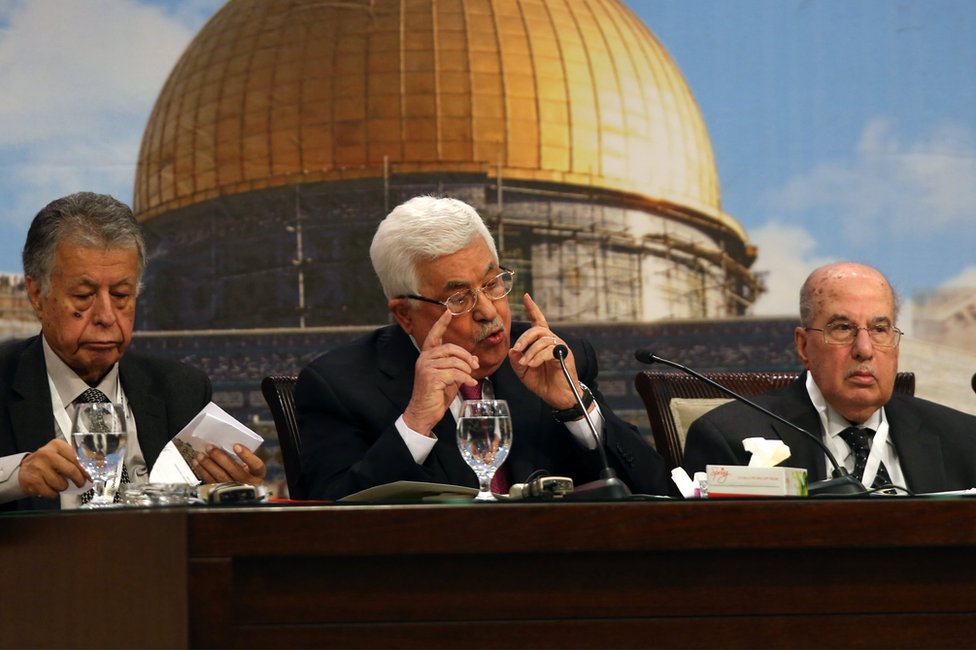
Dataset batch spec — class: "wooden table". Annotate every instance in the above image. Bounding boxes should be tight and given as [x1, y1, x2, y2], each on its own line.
[4, 497, 976, 648]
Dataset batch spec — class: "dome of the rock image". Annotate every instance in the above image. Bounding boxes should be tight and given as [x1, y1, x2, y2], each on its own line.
[134, 0, 760, 330]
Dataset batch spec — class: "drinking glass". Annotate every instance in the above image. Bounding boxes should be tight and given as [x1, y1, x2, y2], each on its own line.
[72, 402, 128, 508]
[456, 399, 512, 501]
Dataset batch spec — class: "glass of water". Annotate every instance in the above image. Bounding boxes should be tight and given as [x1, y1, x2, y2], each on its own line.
[72, 402, 128, 508]
[456, 399, 512, 501]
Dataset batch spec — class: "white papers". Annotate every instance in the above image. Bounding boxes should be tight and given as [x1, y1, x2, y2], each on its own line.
[148, 402, 264, 484]
[180, 402, 264, 458]
[149, 442, 201, 484]
[920, 488, 976, 496]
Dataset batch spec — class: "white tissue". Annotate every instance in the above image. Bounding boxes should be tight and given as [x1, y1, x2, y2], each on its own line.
[742, 437, 791, 467]
[671, 467, 697, 498]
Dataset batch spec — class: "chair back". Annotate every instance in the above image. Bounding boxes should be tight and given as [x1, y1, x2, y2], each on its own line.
[635, 370, 916, 471]
[261, 375, 304, 499]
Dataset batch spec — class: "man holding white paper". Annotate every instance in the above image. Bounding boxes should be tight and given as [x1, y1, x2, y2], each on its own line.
[0, 192, 265, 512]
[683, 262, 976, 494]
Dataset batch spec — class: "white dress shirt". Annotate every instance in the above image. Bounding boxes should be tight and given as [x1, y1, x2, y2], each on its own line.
[395, 376, 605, 465]
[805, 373, 906, 489]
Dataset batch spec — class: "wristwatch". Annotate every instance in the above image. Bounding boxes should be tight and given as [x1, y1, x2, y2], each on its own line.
[552, 383, 594, 422]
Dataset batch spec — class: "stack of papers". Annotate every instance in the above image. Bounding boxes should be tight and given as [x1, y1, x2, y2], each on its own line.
[149, 402, 264, 484]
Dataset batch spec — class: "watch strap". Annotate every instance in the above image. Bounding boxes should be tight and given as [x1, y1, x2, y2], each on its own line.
[552, 383, 594, 422]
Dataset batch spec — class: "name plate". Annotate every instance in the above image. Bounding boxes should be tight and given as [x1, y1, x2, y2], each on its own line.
[705, 465, 808, 497]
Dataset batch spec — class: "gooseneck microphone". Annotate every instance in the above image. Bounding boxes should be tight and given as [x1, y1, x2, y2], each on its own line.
[553, 344, 631, 500]
[634, 350, 865, 496]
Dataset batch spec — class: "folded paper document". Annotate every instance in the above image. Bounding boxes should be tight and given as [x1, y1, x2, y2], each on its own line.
[340, 481, 479, 503]
[149, 402, 264, 484]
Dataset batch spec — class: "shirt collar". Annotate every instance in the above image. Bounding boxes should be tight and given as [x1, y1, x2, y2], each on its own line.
[804, 371, 883, 437]
[41, 335, 120, 407]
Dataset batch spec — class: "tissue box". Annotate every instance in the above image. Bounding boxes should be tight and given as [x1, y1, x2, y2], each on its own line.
[705, 465, 808, 497]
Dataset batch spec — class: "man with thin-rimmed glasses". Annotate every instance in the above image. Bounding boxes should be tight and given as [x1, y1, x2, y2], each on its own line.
[683, 262, 976, 494]
[294, 195, 668, 500]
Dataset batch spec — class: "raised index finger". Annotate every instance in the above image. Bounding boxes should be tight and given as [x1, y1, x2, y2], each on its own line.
[523, 292, 548, 329]
[422, 308, 454, 350]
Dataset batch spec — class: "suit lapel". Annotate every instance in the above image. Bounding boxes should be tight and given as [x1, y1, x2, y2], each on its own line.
[490, 358, 539, 484]
[376, 326, 419, 411]
[376, 326, 477, 487]
[10, 337, 59, 454]
[766, 378, 829, 480]
[886, 396, 945, 493]
[119, 355, 169, 468]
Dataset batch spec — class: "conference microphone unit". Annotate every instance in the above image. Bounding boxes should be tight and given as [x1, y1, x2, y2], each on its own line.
[634, 350, 865, 497]
[553, 344, 632, 500]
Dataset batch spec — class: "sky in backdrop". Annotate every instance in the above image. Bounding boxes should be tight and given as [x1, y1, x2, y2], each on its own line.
[0, 0, 973, 329]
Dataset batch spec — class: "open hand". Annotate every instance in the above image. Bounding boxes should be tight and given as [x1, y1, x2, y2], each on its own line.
[194, 444, 266, 486]
[402, 308, 480, 435]
[508, 293, 579, 410]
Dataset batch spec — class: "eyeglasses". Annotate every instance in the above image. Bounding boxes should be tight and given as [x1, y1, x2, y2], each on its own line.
[804, 321, 903, 348]
[398, 268, 516, 316]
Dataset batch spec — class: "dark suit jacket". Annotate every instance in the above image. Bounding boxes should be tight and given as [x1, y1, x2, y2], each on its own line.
[682, 374, 976, 493]
[295, 323, 668, 499]
[0, 335, 212, 512]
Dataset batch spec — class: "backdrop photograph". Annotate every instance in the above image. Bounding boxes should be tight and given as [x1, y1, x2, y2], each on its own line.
[1, 0, 973, 495]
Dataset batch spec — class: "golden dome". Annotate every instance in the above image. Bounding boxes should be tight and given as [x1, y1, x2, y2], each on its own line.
[135, 0, 739, 238]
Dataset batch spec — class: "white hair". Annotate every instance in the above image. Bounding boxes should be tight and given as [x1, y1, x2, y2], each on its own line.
[369, 196, 498, 300]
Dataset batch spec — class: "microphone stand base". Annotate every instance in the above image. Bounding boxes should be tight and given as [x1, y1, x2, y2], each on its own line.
[808, 474, 866, 497]
[563, 477, 632, 501]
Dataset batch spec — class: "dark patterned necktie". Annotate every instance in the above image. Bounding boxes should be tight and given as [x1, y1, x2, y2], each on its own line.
[78, 387, 111, 406]
[838, 427, 892, 488]
[77, 388, 129, 504]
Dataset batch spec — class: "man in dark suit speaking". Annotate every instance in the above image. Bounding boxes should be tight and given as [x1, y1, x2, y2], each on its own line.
[683, 262, 976, 494]
[296, 196, 667, 500]
[0, 192, 265, 511]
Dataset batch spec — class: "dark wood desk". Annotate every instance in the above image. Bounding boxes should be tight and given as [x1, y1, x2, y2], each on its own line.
[4, 498, 976, 649]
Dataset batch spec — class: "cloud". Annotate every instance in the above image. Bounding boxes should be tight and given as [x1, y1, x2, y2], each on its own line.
[942, 265, 976, 288]
[0, 0, 205, 238]
[766, 118, 976, 240]
[747, 221, 834, 317]
[0, 0, 196, 144]
[746, 219, 927, 335]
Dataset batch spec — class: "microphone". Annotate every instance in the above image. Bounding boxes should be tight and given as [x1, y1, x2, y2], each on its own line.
[971, 372, 976, 396]
[553, 344, 632, 500]
[634, 350, 865, 496]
